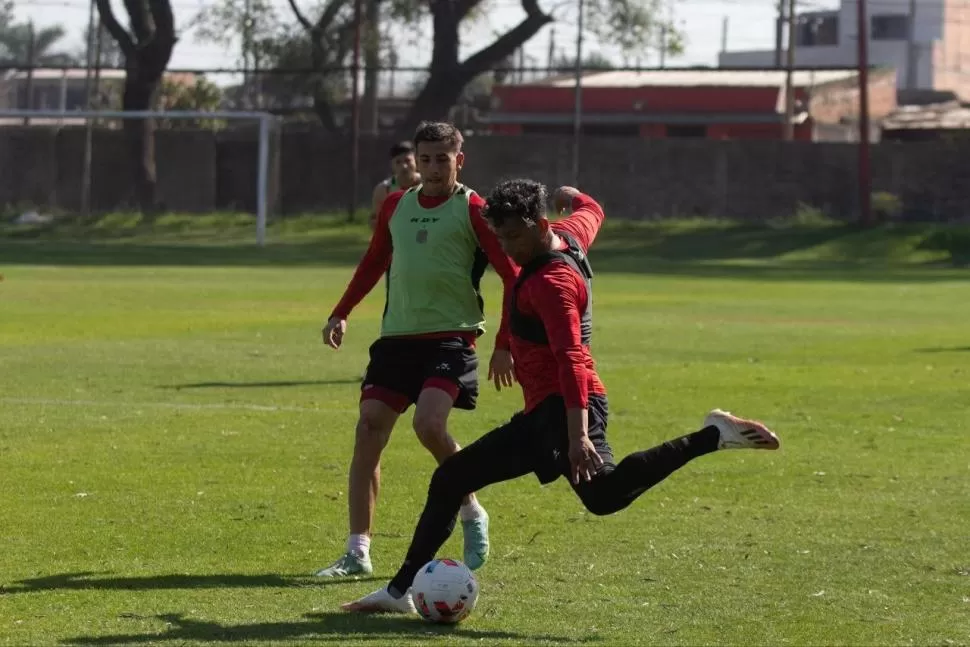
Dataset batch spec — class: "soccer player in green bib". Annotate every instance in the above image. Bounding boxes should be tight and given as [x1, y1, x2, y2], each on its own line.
[369, 141, 421, 231]
[317, 122, 520, 578]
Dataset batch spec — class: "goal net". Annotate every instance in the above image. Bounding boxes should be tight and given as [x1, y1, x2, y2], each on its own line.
[0, 109, 280, 246]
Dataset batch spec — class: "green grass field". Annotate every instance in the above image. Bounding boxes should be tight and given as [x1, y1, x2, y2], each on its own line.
[2, 215, 969, 646]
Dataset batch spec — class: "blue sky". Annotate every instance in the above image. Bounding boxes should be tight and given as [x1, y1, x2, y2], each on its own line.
[14, 0, 823, 85]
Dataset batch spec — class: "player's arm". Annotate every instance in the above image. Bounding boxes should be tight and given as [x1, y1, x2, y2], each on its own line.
[369, 182, 388, 229]
[324, 192, 397, 348]
[528, 268, 602, 482]
[468, 196, 519, 352]
[552, 187, 606, 252]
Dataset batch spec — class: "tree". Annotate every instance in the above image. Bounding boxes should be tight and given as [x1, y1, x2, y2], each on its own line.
[156, 76, 224, 129]
[552, 51, 616, 71]
[76, 23, 125, 68]
[95, 0, 177, 212]
[193, 0, 282, 109]
[194, 0, 355, 130]
[0, 9, 78, 67]
[276, 0, 356, 131]
[396, 0, 680, 136]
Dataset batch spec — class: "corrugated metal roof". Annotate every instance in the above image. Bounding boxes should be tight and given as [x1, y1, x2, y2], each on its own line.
[882, 101, 970, 130]
[2, 69, 126, 81]
[537, 69, 859, 88]
[481, 111, 809, 125]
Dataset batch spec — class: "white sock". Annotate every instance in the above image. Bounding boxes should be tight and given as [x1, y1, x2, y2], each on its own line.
[347, 533, 371, 558]
[459, 499, 486, 522]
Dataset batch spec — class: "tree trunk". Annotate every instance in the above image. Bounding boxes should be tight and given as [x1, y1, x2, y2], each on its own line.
[122, 67, 162, 212]
[313, 92, 340, 132]
[396, 0, 551, 138]
[94, 0, 175, 214]
[401, 72, 464, 135]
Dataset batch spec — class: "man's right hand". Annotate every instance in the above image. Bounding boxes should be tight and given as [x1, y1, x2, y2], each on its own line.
[322, 317, 347, 349]
[552, 186, 580, 215]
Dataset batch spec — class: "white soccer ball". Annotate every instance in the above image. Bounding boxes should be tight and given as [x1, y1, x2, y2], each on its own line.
[411, 558, 479, 624]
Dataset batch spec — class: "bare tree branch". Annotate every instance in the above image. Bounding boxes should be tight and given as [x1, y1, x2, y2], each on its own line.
[149, 0, 177, 49]
[455, 0, 482, 21]
[123, 0, 154, 44]
[94, 0, 136, 58]
[317, 0, 350, 31]
[520, 0, 545, 18]
[286, 0, 315, 31]
[461, 6, 551, 77]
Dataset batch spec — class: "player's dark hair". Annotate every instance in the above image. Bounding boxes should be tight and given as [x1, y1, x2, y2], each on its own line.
[483, 179, 548, 227]
[389, 140, 414, 158]
[413, 121, 464, 151]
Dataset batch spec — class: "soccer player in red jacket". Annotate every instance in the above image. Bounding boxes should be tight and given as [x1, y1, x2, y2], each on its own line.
[341, 179, 780, 613]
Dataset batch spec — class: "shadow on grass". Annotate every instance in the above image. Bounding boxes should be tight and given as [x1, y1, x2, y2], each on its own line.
[62, 611, 597, 645]
[913, 346, 970, 353]
[0, 239, 367, 268]
[2, 221, 968, 281]
[160, 379, 362, 389]
[3, 572, 378, 594]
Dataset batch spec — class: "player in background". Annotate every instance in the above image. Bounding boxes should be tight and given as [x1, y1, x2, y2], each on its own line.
[316, 122, 520, 578]
[369, 141, 421, 230]
[341, 179, 781, 613]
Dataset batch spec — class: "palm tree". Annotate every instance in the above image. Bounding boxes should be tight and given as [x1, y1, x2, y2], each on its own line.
[0, 19, 78, 67]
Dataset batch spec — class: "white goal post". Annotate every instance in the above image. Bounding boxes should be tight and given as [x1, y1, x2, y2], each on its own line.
[0, 109, 279, 247]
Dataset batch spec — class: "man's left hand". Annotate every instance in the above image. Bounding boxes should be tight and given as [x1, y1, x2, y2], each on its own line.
[568, 434, 604, 485]
[487, 349, 516, 391]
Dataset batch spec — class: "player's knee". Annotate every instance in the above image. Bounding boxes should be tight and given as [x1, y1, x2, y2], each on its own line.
[412, 412, 448, 448]
[354, 415, 392, 456]
[427, 457, 465, 500]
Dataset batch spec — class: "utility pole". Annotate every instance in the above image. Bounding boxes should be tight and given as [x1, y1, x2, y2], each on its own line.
[23, 21, 36, 125]
[856, 0, 873, 225]
[659, 25, 667, 68]
[571, 0, 585, 186]
[905, 0, 917, 89]
[81, 0, 97, 217]
[547, 27, 556, 73]
[775, 0, 785, 67]
[243, 0, 252, 109]
[783, 0, 796, 140]
[362, 0, 380, 134]
[348, 0, 362, 222]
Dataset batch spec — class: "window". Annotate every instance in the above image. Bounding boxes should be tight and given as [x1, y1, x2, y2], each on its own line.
[796, 15, 839, 47]
[666, 125, 707, 138]
[871, 14, 909, 40]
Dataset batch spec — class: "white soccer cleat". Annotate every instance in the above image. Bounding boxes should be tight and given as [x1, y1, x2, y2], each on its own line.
[705, 409, 780, 450]
[340, 587, 417, 615]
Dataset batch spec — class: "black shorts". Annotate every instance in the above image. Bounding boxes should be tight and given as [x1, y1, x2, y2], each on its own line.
[489, 394, 614, 485]
[361, 336, 479, 413]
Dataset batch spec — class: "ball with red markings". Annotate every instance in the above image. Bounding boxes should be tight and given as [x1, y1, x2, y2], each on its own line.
[411, 558, 479, 624]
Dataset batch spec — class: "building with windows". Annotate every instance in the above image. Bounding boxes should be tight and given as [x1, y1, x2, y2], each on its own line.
[718, 0, 970, 99]
[485, 68, 896, 141]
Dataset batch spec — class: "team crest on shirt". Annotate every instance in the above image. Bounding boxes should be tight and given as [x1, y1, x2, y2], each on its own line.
[416, 228, 428, 243]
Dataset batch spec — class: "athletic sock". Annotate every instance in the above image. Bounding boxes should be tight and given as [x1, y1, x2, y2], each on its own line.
[346, 533, 371, 558]
[459, 499, 486, 522]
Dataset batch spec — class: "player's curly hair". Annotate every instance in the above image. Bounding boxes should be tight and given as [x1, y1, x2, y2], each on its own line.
[483, 179, 548, 227]
[413, 121, 464, 151]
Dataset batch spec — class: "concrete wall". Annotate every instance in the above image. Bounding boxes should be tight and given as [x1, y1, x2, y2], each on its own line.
[2, 127, 969, 221]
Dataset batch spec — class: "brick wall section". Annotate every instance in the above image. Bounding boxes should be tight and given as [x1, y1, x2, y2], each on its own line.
[2, 127, 970, 221]
[809, 69, 898, 124]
